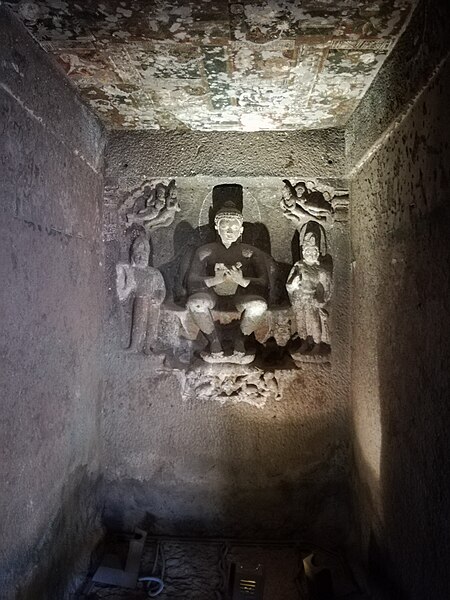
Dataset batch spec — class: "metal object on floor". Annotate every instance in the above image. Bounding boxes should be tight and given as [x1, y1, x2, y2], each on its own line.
[303, 553, 334, 600]
[229, 562, 265, 599]
[91, 528, 147, 589]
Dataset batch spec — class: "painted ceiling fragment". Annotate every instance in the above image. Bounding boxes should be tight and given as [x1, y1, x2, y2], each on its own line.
[8, 0, 414, 131]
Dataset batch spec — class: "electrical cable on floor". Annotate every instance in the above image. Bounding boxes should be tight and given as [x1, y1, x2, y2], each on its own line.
[138, 576, 164, 597]
[152, 542, 160, 575]
[138, 541, 165, 597]
[160, 543, 166, 581]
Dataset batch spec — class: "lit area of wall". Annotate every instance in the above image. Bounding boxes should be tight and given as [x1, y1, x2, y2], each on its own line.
[0, 8, 105, 600]
[100, 133, 352, 544]
[347, 1, 450, 594]
[106, 129, 345, 179]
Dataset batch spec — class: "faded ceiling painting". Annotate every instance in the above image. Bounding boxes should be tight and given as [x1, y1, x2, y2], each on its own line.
[8, 0, 414, 131]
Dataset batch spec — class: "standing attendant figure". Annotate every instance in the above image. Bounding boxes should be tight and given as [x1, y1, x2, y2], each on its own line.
[116, 235, 166, 353]
[286, 232, 331, 354]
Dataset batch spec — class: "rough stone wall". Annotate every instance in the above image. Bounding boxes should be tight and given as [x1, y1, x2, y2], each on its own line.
[102, 133, 352, 544]
[107, 129, 344, 179]
[348, 44, 450, 600]
[0, 8, 105, 599]
[346, 0, 450, 170]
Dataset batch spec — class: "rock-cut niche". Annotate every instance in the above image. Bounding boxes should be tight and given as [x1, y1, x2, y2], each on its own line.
[113, 180, 348, 406]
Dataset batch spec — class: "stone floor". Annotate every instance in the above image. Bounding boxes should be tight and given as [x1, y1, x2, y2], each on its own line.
[77, 536, 366, 600]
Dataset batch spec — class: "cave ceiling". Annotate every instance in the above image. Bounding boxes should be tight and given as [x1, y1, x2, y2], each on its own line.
[8, 0, 414, 131]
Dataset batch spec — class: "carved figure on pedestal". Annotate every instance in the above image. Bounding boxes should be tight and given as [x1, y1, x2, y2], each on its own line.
[186, 202, 270, 363]
[281, 179, 333, 227]
[122, 179, 180, 232]
[286, 232, 331, 357]
[116, 235, 166, 353]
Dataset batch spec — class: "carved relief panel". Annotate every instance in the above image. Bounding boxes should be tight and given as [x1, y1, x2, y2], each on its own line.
[110, 178, 348, 371]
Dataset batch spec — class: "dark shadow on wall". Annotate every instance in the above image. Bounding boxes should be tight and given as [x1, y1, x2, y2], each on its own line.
[352, 69, 450, 599]
[2, 468, 103, 600]
[372, 204, 450, 599]
[101, 391, 351, 549]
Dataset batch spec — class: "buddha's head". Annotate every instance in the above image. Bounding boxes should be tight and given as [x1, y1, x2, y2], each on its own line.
[214, 202, 244, 248]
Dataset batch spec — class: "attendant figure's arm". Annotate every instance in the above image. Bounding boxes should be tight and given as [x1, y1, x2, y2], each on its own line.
[319, 269, 332, 304]
[286, 262, 302, 295]
[145, 204, 181, 230]
[292, 201, 327, 222]
[116, 264, 135, 302]
[127, 202, 161, 225]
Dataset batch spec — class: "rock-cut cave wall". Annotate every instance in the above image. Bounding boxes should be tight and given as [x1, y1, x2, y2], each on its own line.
[2, 0, 450, 597]
[0, 8, 105, 600]
[100, 130, 352, 544]
[347, 0, 450, 596]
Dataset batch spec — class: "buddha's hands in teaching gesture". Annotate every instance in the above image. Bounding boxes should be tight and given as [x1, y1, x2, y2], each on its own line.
[227, 262, 250, 288]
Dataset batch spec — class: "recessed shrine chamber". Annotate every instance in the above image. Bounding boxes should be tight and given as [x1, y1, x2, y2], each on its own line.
[1, 1, 450, 599]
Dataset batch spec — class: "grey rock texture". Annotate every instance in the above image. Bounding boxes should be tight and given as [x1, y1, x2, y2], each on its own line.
[348, 49, 450, 599]
[345, 0, 450, 171]
[106, 129, 345, 179]
[102, 169, 352, 543]
[0, 8, 103, 171]
[0, 7, 105, 600]
[101, 355, 352, 543]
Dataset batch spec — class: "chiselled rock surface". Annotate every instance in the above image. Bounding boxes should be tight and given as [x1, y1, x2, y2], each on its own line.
[0, 9, 105, 600]
[106, 129, 345, 178]
[101, 350, 351, 542]
[346, 0, 450, 170]
[102, 166, 352, 542]
[349, 51, 450, 600]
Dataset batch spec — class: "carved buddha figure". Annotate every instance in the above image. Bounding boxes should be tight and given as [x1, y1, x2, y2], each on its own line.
[286, 232, 331, 354]
[186, 202, 269, 360]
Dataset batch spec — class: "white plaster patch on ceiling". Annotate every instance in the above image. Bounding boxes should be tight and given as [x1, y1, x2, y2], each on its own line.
[240, 112, 277, 131]
[8, 0, 415, 131]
